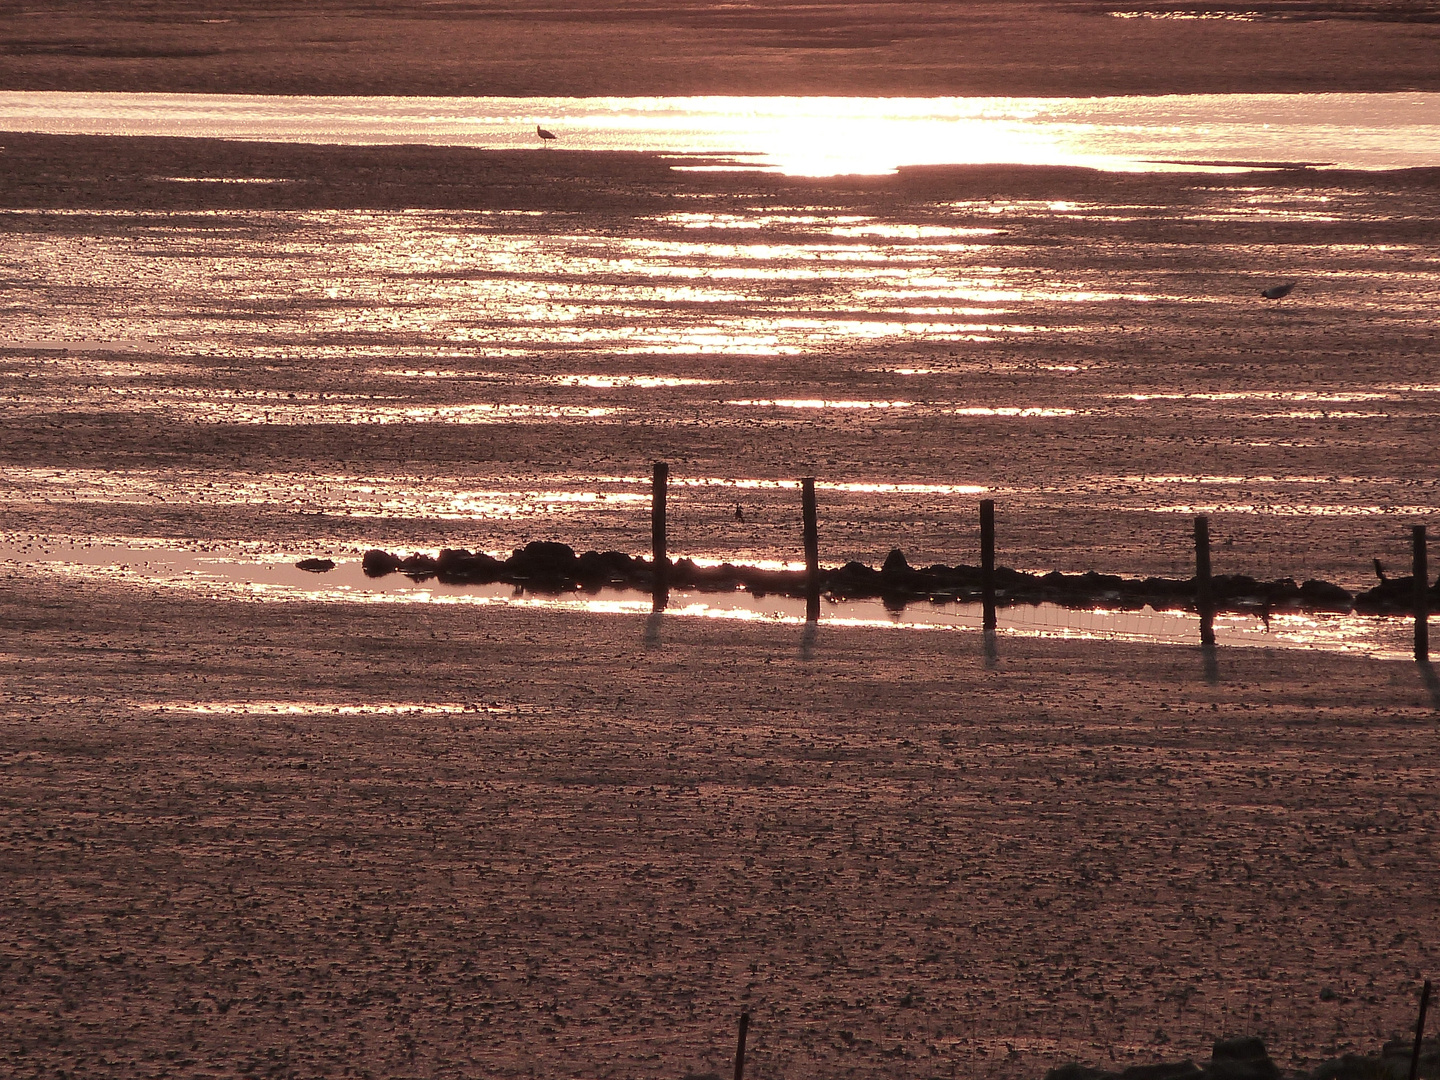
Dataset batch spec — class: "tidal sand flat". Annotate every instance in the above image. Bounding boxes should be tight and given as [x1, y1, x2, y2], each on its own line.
[3, 134, 1438, 592]
[3, 6, 1440, 1074]
[3, 577, 1439, 1079]
[2, 129, 1439, 1079]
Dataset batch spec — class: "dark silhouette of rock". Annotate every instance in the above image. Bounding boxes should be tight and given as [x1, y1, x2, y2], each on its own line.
[361, 549, 401, 577]
[1300, 578, 1353, 610]
[1379, 1034, 1440, 1076]
[398, 552, 439, 578]
[576, 549, 638, 584]
[830, 560, 881, 594]
[1045, 1065, 1116, 1080]
[1049, 1034, 1433, 1080]
[1355, 575, 1419, 613]
[436, 548, 504, 583]
[1121, 1063, 1203, 1080]
[506, 541, 579, 582]
[1308, 1053, 1404, 1080]
[295, 558, 334, 572]
[354, 543, 1377, 618]
[1208, 1036, 1279, 1080]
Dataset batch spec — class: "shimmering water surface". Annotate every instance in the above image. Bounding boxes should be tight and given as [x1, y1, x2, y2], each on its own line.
[4, 91, 1440, 175]
[0, 539, 1419, 660]
[2, 105, 1438, 650]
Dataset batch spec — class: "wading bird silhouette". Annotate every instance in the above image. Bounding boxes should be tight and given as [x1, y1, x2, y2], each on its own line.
[537, 125, 557, 146]
[1261, 281, 1297, 300]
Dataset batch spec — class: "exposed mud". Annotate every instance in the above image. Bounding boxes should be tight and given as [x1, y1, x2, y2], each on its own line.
[3, 576, 1440, 1079]
[2, 111, 1439, 1080]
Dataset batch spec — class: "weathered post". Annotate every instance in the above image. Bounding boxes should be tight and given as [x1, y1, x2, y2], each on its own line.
[1195, 515, 1215, 648]
[731, 1013, 754, 1080]
[801, 478, 820, 622]
[1408, 979, 1431, 1080]
[980, 499, 996, 631]
[1415, 525, 1430, 662]
[734, 1011, 751, 1080]
[651, 462, 669, 611]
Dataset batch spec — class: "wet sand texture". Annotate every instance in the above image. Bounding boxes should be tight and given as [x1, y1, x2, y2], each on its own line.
[2, 1, 1439, 97]
[3, 14, 1440, 1074]
[3, 134, 1438, 591]
[3, 575, 1440, 1079]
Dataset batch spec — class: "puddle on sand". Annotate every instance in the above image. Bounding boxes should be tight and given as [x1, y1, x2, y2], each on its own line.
[1, 539, 1418, 660]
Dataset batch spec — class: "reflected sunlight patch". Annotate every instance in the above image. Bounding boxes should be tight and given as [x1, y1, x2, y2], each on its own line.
[945, 406, 1079, 418]
[131, 700, 511, 716]
[5, 91, 1440, 174]
[726, 398, 915, 410]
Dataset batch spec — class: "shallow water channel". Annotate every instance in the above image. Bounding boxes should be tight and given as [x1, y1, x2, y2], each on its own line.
[1, 539, 1419, 659]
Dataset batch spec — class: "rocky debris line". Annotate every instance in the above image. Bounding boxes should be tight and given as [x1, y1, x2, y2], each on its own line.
[1310, 1034, 1440, 1080]
[359, 543, 1440, 614]
[1046, 1035, 1440, 1080]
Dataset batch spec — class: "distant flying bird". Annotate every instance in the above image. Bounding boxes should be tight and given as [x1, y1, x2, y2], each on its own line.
[1261, 281, 1297, 300]
[537, 125, 557, 145]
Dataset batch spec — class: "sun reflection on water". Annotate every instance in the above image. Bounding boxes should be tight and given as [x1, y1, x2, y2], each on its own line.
[10, 91, 1440, 174]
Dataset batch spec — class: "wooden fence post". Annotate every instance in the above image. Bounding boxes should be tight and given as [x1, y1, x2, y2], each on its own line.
[734, 1011, 750, 1080]
[651, 462, 669, 611]
[1416, 525, 1430, 662]
[801, 478, 820, 622]
[980, 499, 996, 631]
[1195, 515, 1215, 648]
[1409, 979, 1431, 1080]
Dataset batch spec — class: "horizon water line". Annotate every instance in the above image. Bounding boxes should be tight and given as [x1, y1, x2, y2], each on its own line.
[2, 90, 1439, 176]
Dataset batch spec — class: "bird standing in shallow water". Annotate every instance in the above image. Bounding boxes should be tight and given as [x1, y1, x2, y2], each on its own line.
[1261, 281, 1297, 300]
[537, 125, 557, 146]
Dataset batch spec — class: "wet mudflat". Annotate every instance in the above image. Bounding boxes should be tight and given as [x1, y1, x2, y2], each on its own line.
[3, 136, 1438, 590]
[2, 132, 1439, 1080]
[2, 576, 1439, 1079]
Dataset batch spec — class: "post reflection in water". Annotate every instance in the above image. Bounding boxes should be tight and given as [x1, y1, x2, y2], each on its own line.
[643, 610, 663, 649]
[1419, 660, 1440, 711]
[799, 620, 818, 661]
[0, 541, 1421, 661]
[1201, 640, 1220, 685]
